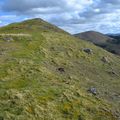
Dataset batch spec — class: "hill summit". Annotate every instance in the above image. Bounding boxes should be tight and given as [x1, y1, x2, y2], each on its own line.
[0, 19, 120, 120]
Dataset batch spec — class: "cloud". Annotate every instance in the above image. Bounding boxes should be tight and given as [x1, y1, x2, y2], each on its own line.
[2, 0, 93, 15]
[1, 0, 120, 34]
[2, 0, 66, 13]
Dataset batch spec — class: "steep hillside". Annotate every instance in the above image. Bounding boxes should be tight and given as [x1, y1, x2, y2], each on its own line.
[0, 19, 120, 120]
[74, 31, 120, 55]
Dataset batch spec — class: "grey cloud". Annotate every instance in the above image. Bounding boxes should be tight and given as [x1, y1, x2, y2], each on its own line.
[1, 0, 120, 34]
[77, 0, 120, 25]
[2, 0, 67, 12]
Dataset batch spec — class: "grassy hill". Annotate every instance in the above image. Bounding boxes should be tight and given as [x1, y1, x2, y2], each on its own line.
[74, 31, 120, 55]
[0, 19, 120, 120]
[74, 31, 114, 44]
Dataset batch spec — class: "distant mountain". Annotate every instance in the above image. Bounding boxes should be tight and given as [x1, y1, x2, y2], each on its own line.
[0, 19, 120, 120]
[108, 34, 120, 44]
[74, 31, 114, 44]
[74, 31, 120, 55]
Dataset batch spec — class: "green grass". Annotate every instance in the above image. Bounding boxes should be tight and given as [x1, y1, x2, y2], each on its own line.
[0, 19, 120, 120]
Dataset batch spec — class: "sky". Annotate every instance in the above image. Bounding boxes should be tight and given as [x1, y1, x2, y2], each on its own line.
[0, 0, 120, 34]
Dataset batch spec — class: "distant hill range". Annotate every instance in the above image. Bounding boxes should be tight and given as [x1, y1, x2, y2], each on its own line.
[108, 34, 120, 44]
[74, 31, 120, 55]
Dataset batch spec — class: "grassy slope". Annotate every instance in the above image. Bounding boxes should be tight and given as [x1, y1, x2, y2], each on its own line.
[0, 19, 120, 120]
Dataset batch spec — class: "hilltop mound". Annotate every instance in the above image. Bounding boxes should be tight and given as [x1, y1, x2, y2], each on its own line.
[0, 19, 120, 120]
[0, 18, 67, 34]
[74, 31, 120, 55]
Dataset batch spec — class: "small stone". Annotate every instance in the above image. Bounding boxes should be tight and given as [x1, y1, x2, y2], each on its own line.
[83, 48, 93, 54]
[88, 87, 97, 95]
[57, 67, 65, 73]
[3, 37, 13, 42]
